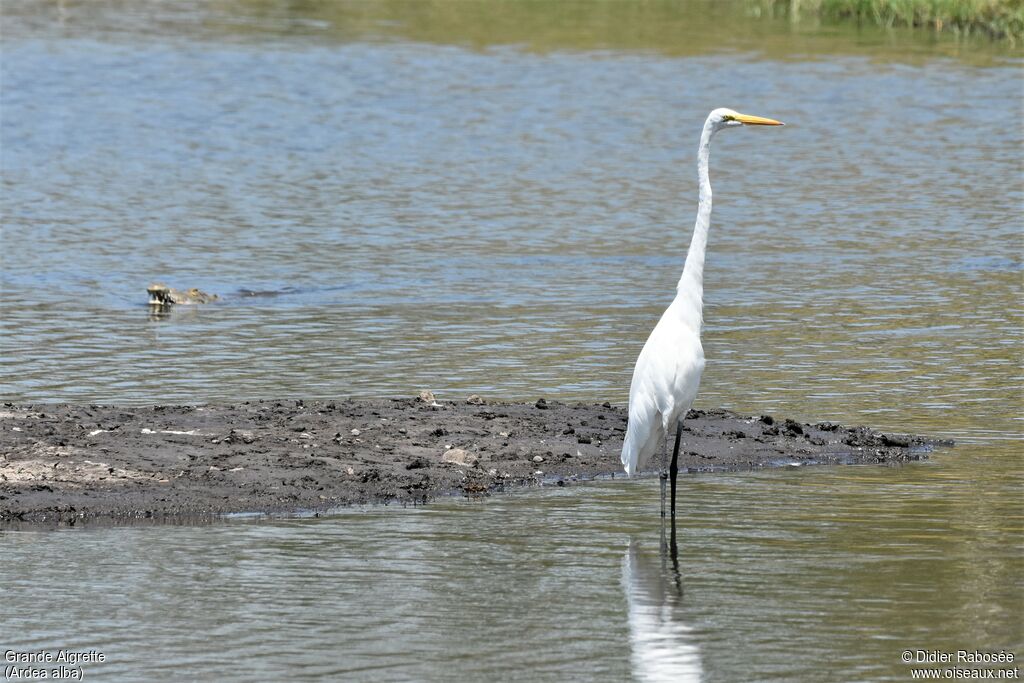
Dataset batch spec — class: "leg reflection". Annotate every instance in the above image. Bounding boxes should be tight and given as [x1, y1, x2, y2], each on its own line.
[622, 535, 702, 682]
[660, 513, 682, 597]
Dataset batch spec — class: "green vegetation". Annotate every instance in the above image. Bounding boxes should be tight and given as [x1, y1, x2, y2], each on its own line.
[759, 0, 1024, 42]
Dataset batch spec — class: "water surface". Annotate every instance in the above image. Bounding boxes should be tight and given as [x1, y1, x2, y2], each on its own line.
[2, 459, 1020, 681]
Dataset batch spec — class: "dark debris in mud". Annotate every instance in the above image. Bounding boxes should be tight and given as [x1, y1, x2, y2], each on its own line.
[0, 399, 951, 526]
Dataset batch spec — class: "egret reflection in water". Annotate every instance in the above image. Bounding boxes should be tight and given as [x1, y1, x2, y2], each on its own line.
[622, 528, 702, 683]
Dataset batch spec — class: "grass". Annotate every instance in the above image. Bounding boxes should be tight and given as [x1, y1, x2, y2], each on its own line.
[759, 0, 1024, 42]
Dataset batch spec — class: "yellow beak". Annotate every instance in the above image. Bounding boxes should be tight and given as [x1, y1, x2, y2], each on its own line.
[734, 113, 785, 126]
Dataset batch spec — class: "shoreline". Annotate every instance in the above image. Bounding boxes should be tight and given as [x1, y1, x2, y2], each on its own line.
[0, 398, 950, 527]
[763, 0, 1023, 42]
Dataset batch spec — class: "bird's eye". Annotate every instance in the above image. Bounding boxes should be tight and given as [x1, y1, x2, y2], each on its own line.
[722, 115, 735, 122]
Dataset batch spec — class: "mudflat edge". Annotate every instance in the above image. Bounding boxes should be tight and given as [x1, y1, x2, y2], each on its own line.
[0, 399, 952, 528]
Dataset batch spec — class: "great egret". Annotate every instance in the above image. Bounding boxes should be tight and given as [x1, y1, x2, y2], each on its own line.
[620, 108, 784, 518]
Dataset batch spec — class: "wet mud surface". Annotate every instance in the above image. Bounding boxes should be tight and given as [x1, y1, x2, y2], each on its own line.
[0, 398, 949, 526]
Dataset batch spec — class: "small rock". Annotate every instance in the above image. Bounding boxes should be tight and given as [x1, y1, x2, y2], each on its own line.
[535, 398, 548, 409]
[418, 390, 441, 407]
[345, 467, 355, 475]
[466, 394, 486, 405]
[224, 429, 255, 444]
[443, 448, 479, 467]
[533, 455, 544, 463]
[350, 428, 361, 436]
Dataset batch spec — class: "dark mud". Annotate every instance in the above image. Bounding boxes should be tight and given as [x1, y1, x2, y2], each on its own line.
[0, 398, 949, 526]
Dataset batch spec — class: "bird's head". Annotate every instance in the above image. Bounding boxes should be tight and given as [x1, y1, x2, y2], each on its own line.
[710, 108, 785, 131]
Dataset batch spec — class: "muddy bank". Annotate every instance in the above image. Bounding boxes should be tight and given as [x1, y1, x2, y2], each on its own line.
[0, 398, 949, 526]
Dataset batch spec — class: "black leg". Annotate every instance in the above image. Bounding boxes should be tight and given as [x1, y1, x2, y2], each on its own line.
[670, 517, 683, 596]
[660, 427, 668, 519]
[670, 419, 682, 517]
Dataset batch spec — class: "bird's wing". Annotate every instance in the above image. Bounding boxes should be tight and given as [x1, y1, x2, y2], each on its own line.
[621, 367, 666, 476]
[621, 311, 705, 476]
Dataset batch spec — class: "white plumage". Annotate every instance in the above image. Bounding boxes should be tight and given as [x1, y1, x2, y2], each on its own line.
[621, 108, 783, 484]
[620, 301, 705, 477]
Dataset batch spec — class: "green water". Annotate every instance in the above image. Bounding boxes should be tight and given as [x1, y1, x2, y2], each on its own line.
[0, 1, 1021, 680]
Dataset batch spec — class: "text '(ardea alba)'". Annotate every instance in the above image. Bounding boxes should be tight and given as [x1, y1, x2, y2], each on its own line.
[620, 108, 784, 517]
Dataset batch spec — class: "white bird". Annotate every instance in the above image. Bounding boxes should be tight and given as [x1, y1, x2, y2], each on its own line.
[621, 108, 784, 517]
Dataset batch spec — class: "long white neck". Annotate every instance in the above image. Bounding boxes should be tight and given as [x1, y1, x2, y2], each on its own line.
[675, 116, 716, 332]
